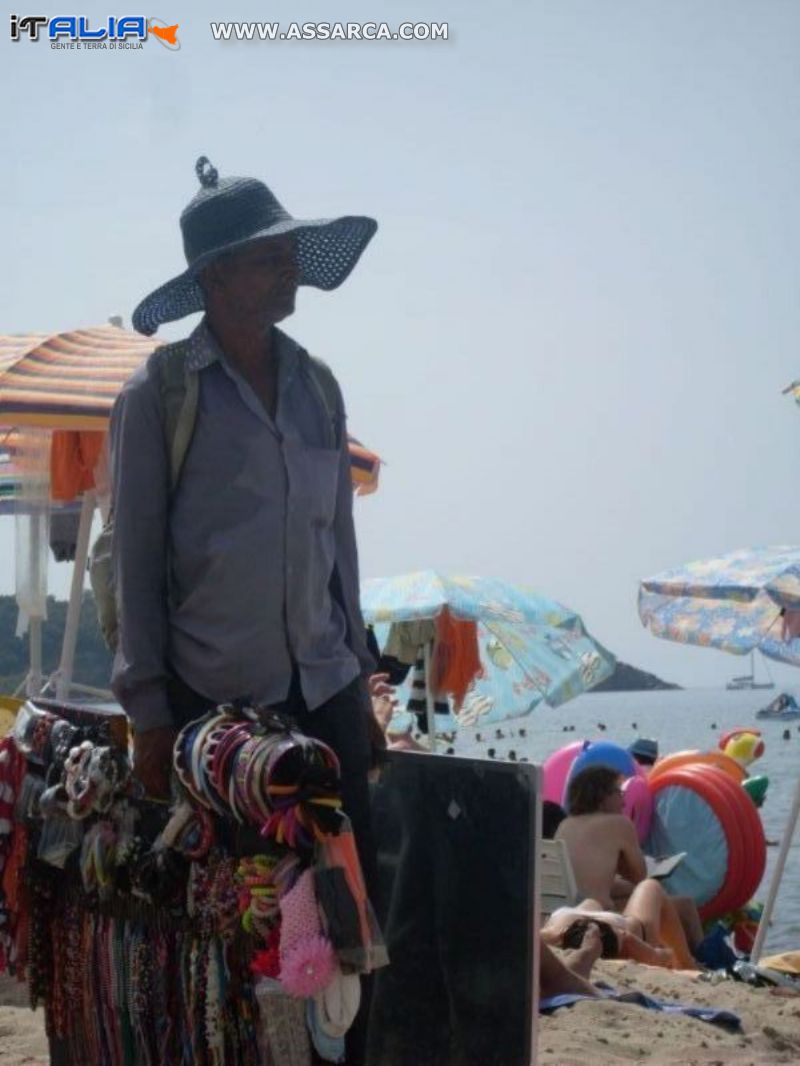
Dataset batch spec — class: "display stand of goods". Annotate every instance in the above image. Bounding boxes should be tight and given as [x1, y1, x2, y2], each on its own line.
[0, 699, 387, 1066]
[644, 759, 766, 921]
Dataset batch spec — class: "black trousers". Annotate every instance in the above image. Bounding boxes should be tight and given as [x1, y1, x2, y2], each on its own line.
[167, 671, 376, 1064]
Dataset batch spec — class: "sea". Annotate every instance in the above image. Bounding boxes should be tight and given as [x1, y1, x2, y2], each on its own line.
[455, 687, 800, 956]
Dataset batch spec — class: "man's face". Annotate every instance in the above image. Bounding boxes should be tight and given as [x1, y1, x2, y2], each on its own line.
[206, 234, 298, 326]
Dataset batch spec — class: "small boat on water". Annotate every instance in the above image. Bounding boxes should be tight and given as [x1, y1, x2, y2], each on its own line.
[756, 692, 800, 721]
[727, 651, 775, 691]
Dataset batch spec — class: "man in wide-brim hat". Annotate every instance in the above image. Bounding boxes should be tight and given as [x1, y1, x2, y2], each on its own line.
[110, 156, 380, 881]
[628, 736, 659, 768]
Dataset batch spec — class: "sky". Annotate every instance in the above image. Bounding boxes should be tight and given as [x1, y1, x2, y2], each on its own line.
[2, 0, 799, 689]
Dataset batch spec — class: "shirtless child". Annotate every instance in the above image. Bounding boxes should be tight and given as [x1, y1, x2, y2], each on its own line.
[554, 765, 697, 969]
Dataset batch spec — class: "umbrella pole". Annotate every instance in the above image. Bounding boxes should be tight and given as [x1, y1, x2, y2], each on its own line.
[27, 618, 43, 696]
[55, 490, 96, 702]
[25, 506, 45, 697]
[750, 775, 800, 965]
[423, 639, 437, 753]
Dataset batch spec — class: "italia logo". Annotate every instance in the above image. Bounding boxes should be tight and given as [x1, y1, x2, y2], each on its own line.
[9, 15, 180, 49]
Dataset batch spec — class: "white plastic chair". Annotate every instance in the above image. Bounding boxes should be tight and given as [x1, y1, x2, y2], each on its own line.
[540, 838, 579, 919]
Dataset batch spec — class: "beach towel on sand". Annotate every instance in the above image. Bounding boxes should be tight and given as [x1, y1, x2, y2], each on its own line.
[539, 987, 741, 1031]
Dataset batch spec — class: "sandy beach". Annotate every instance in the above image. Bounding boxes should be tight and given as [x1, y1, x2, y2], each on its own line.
[0, 975, 47, 1065]
[3, 959, 799, 1065]
[539, 958, 800, 1065]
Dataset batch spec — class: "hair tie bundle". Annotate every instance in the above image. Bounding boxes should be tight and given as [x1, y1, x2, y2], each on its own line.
[235, 854, 287, 937]
[173, 710, 342, 845]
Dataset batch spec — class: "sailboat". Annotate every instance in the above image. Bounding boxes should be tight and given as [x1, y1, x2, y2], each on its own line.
[726, 650, 775, 691]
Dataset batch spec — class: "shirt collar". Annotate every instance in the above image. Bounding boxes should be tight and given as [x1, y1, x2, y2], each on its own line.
[185, 319, 301, 379]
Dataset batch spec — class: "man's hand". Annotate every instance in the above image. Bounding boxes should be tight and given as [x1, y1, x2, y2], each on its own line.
[132, 725, 177, 799]
[388, 730, 425, 753]
[363, 674, 389, 770]
[368, 671, 396, 704]
[368, 672, 398, 733]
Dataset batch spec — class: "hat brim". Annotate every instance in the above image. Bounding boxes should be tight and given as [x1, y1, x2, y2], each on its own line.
[132, 214, 377, 335]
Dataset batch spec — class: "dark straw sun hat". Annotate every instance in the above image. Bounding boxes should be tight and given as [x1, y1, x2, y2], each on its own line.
[132, 156, 377, 335]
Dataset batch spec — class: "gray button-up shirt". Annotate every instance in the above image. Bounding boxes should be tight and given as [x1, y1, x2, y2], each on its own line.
[109, 320, 374, 732]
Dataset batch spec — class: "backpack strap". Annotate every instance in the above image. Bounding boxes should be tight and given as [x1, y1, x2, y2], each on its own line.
[154, 340, 199, 491]
[304, 353, 342, 449]
[156, 340, 338, 482]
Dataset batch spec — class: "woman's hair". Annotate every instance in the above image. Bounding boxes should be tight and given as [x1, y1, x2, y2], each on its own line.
[567, 766, 621, 816]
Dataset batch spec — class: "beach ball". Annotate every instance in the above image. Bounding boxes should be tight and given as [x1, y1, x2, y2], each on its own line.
[562, 740, 637, 811]
[542, 741, 584, 804]
[622, 770, 653, 843]
[569, 740, 636, 781]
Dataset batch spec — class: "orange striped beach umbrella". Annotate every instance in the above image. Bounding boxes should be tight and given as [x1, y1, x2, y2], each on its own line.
[1, 325, 382, 700]
[0, 325, 382, 491]
[0, 326, 158, 430]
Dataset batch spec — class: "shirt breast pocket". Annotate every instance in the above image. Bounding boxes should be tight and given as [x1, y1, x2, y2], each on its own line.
[289, 442, 340, 529]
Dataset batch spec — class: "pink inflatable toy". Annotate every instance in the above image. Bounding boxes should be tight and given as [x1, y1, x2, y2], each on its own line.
[542, 741, 584, 805]
[622, 768, 653, 844]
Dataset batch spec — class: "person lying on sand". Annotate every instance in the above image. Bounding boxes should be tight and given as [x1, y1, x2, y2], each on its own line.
[555, 765, 700, 967]
[541, 884, 694, 969]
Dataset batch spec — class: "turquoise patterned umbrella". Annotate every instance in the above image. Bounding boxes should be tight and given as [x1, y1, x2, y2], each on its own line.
[639, 547, 800, 665]
[361, 571, 616, 727]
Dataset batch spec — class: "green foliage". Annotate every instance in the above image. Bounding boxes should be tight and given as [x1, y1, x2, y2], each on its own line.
[0, 593, 112, 692]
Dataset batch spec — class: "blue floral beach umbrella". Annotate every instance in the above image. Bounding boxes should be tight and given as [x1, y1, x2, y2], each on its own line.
[361, 571, 616, 728]
[639, 546, 800, 666]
